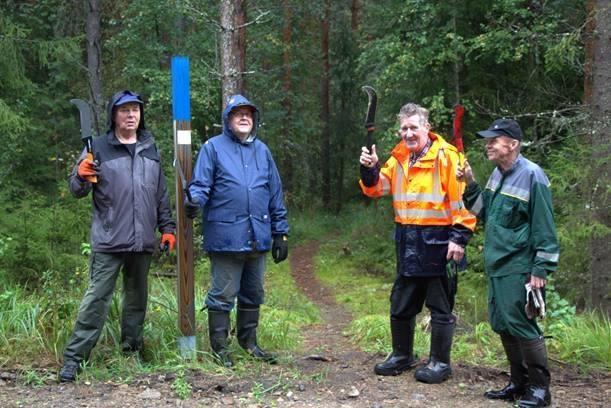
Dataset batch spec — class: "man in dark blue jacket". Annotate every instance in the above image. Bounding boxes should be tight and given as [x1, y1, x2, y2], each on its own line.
[185, 95, 289, 367]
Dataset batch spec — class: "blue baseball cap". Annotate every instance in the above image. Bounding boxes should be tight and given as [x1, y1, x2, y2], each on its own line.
[114, 91, 143, 107]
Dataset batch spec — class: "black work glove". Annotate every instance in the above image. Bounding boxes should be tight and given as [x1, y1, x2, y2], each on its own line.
[184, 199, 200, 219]
[272, 235, 288, 263]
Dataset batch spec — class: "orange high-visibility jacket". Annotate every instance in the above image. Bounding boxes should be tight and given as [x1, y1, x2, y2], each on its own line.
[360, 133, 476, 232]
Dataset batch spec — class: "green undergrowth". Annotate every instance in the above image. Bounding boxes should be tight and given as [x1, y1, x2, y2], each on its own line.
[0, 249, 318, 385]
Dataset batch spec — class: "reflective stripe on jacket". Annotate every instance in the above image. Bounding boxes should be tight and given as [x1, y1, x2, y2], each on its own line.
[360, 133, 476, 233]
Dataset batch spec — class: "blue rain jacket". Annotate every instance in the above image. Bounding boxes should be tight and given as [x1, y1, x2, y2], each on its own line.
[188, 95, 289, 252]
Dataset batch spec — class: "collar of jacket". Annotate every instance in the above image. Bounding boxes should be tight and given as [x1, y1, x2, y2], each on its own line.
[222, 129, 256, 144]
[498, 154, 523, 175]
[106, 130, 153, 148]
[391, 132, 450, 164]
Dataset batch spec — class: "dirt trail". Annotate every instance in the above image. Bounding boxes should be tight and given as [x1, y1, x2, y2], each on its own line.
[0, 241, 608, 407]
[285, 241, 610, 407]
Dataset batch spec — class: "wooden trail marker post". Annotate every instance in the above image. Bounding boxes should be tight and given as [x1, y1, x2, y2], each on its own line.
[171, 56, 196, 358]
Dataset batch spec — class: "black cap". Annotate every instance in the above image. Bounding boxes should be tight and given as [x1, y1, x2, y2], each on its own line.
[476, 118, 523, 140]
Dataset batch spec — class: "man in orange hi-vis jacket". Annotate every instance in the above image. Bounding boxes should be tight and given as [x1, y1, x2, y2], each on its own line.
[359, 102, 476, 384]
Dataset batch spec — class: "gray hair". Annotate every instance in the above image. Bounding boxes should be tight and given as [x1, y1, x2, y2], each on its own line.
[397, 103, 429, 125]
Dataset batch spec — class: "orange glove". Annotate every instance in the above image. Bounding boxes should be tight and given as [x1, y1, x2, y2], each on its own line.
[77, 157, 99, 182]
[161, 233, 176, 252]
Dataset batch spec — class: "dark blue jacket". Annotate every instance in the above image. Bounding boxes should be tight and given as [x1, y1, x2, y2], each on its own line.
[188, 95, 289, 252]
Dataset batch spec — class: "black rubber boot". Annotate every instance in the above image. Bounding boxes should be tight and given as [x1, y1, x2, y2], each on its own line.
[374, 317, 418, 376]
[414, 322, 454, 384]
[518, 337, 551, 407]
[208, 309, 233, 368]
[236, 303, 277, 364]
[485, 333, 528, 400]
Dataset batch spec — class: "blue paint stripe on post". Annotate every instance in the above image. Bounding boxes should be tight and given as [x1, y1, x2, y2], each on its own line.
[171, 56, 190, 120]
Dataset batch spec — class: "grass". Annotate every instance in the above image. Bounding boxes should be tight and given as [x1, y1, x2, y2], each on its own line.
[0, 249, 319, 382]
[548, 312, 611, 371]
[0, 202, 609, 382]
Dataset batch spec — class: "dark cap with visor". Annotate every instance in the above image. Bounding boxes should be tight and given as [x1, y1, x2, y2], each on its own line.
[114, 91, 143, 107]
[476, 118, 523, 140]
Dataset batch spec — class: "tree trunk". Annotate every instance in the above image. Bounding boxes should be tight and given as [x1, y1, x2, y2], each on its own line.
[281, 0, 294, 193]
[320, 0, 331, 208]
[220, 0, 246, 105]
[351, 0, 359, 31]
[584, 0, 611, 315]
[85, 0, 103, 135]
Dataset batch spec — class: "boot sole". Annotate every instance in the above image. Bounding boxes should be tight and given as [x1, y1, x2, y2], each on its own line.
[484, 391, 523, 401]
[414, 369, 452, 384]
[374, 361, 418, 376]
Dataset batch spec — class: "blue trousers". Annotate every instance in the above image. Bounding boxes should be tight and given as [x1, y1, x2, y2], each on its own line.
[205, 252, 266, 312]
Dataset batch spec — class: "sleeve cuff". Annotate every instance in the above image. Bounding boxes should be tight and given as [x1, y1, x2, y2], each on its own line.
[465, 181, 479, 193]
[531, 267, 548, 279]
[360, 163, 380, 187]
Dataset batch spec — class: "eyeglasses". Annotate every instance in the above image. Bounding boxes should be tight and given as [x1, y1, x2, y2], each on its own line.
[230, 110, 253, 119]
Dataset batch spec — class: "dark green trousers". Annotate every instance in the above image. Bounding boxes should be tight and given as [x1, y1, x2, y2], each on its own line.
[63, 252, 152, 363]
[488, 273, 542, 339]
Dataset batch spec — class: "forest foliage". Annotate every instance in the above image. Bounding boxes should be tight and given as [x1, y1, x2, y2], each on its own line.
[0, 0, 607, 329]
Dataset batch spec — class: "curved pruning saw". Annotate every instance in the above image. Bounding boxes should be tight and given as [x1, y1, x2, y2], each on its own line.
[362, 85, 377, 150]
[70, 98, 98, 183]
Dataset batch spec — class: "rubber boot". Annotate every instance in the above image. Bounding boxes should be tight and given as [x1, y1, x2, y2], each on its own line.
[374, 317, 418, 376]
[485, 333, 528, 400]
[208, 309, 233, 368]
[236, 303, 277, 364]
[518, 337, 551, 407]
[414, 322, 454, 384]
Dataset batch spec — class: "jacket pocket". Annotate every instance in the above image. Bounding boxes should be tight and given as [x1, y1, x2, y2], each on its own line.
[497, 200, 523, 229]
[142, 157, 160, 189]
[421, 228, 449, 274]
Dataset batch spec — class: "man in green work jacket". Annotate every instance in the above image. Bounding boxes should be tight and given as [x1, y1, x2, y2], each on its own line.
[458, 118, 559, 408]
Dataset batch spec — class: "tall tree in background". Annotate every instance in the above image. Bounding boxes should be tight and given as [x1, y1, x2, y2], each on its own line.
[85, 0, 103, 134]
[584, 1, 610, 314]
[220, 0, 246, 104]
[281, 0, 294, 192]
[331, 3, 361, 212]
[320, 0, 331, 208]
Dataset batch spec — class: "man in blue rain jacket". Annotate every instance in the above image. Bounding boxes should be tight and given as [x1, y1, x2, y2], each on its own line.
[185, 94, 289, 366]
